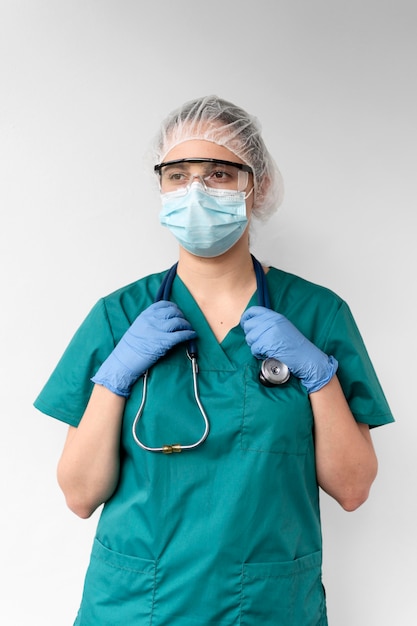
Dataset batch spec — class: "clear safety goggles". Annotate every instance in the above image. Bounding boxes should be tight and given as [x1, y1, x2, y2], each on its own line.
[154, 158, 253, 196]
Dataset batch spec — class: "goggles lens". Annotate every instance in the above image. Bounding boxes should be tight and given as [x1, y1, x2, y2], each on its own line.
[155, 158, 252, 195]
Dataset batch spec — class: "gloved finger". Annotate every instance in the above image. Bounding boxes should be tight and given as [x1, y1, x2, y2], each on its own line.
[158, 318, 196, 334]
[240, 306, 283, 330]
[130, 301, 194, 334]
[165, 328, 198, 346]
[147, 302, 195, 333]
[146, 300, 188, 320]
[240, 305, 269, 326]
[241, 308, 284, 339]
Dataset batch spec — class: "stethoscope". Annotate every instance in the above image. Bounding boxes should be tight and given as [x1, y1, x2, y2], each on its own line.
[132, 256, 289, 454]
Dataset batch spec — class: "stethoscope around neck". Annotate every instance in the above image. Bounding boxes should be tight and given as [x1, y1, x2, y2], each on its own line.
[131, 255, 289, 454]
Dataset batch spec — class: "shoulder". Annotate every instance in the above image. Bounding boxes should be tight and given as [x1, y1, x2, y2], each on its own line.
[266, 266, 349, 346]
[103, 269, 167, 303]
[81, 269, 170, 342]
[266, 266, 344, 310]
[99, 270, 168, 319]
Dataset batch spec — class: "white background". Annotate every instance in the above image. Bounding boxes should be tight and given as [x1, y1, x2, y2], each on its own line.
[1, 1, 416, 624]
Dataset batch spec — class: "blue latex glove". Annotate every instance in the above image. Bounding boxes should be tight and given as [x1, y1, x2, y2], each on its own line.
[92, 301, 197, 397]
[240, 306, 338, 393]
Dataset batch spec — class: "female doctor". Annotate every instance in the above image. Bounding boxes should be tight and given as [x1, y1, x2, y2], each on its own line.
[34, 95, 394, 625]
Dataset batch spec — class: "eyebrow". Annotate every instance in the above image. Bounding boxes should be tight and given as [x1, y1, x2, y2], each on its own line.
[162, 162, 189, 170]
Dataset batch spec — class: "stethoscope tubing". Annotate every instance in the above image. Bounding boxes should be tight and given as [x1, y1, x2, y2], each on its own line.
[131, 256, 288, 453]
[131, 348, 210, 454]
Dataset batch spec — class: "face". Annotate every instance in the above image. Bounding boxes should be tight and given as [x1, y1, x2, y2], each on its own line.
[160, 140, 255, 216]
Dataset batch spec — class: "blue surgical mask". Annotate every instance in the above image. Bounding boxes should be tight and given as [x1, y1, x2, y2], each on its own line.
[159, 182, 248, 258]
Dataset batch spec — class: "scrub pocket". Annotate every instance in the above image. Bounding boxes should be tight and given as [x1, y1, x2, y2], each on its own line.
[241, 365, 313, 455]
[74, 538, 156, 626]
[240, 550, 327, 626]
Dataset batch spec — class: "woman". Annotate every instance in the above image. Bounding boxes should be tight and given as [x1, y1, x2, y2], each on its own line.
[34, 95, 394, 625]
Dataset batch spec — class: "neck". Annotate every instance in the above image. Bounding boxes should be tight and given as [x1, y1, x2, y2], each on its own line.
[177, 242, 255, 296]
[175, 239, 266, 342]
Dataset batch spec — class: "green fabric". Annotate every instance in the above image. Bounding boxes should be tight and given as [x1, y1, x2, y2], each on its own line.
[34, 267, 393, 625]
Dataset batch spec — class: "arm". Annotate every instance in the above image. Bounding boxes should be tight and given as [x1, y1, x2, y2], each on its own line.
[57, 301, 196, 519]
[310, 375, 378, 511]
[241, 306, 378, 511]
[57, 385, 125, 518]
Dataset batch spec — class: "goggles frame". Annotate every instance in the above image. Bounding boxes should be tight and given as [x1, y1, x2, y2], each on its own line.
[155, 158, 253, 196]
[154, 158, 253, 174]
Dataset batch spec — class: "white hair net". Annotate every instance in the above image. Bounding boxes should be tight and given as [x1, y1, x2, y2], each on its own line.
[151, 95, 284, 220]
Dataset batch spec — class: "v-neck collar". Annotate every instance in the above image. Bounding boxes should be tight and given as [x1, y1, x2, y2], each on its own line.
[171, 275, 258, 371]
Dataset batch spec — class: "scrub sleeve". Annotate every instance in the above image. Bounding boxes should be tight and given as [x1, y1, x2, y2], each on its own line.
[34, 267, 394, 626]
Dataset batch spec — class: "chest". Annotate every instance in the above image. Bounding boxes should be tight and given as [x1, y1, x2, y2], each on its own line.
[194, 288, 256, 342]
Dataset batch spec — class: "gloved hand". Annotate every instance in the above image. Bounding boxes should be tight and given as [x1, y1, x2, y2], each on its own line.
[92, 301, 197, 397]
[240, 306, 338, 393]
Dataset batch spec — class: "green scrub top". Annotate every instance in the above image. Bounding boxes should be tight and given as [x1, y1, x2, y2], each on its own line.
[34, 267, 394, 626]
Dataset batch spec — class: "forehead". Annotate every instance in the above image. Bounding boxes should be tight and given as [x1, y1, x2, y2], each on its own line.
[162, 139, 244, 165]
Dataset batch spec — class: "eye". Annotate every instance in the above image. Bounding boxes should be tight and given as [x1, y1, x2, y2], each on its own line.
[169, 172, 187, 181]
[212, 170, 230, 179]
[206, 169, 235, 184]
[162, 169, 188, 184]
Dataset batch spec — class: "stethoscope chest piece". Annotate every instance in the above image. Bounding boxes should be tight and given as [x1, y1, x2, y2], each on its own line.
[259, 357, 290, 386]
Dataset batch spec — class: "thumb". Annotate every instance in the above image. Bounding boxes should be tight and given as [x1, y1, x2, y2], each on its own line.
[240, 306, 269, 326]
